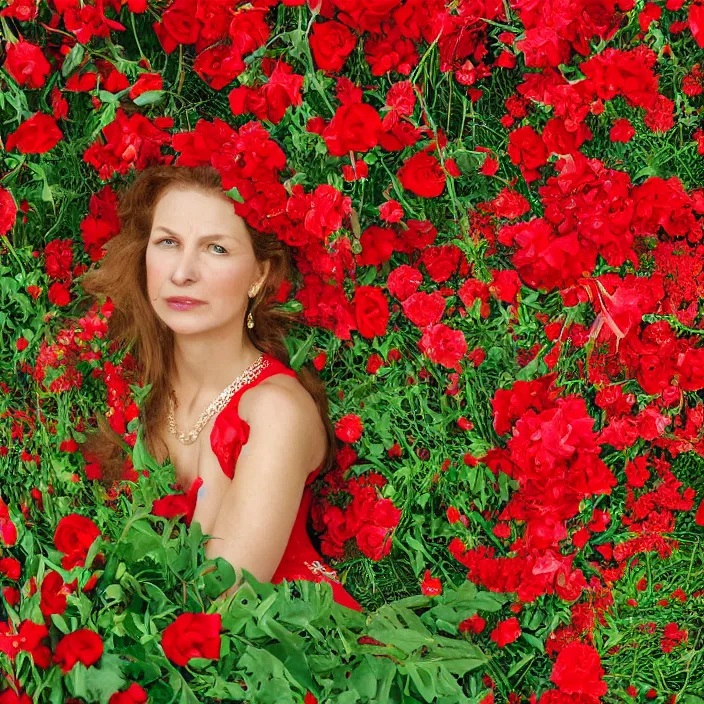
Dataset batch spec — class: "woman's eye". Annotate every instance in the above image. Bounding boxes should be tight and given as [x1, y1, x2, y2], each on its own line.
[156, 239, 226, 254]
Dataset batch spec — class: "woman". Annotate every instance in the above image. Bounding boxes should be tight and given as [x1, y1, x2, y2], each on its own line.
[80, 164, 363, 612]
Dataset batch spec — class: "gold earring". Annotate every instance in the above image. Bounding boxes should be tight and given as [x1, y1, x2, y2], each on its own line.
[247, 285, 259, 329]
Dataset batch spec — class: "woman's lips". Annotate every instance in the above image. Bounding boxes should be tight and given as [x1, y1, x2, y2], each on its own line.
[166, 299, 205, 310]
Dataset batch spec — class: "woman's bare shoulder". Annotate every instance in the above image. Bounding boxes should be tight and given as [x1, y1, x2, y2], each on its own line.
[238, 372, 317, 423]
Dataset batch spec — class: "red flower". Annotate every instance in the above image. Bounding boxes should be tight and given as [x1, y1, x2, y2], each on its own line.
[356, 523, 394, 560]
[695, 498, 704, 526]
[129, 72, 163, 100]
[0, 496, 17, 547]
[4, 40, 51, 89]
[161, 613, 222, 666]
[322, 103, 382, 157]
[397, 151, 446, 198]
[335, 414, 364, 443]
[0, 558, 21, 580]
[459, 614, 486, 634]
[108, 683, 148, 704]
[193, 44, 245, 90]
[0, 187, 17, 236]
[353, 286, 389, 339]
[490, 617, 521, 647]
[53, 629, 104, 673]
[53, 514, 101, 570]
[418, 323, 468, 369]
[549, 641, 607, 697]
[421, 570, 443, 596]
[309, 21, 357, 72]
[5, 112, 63, 154]
[154, 0, 201, 50]
[40, 570, 76, 618]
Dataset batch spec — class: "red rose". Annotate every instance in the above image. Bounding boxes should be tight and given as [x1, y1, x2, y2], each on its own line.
[309, 21, 357, 72]
[161, 0, 201, 45]
[322, 102, 382, 157]
[355, 523, 393, 560]
[346, 486, 377, 530]
[260, 63, 304, 123]
[550, 641, 607, 696]
[353, 285, 389, 338]
[151, 488, 196, 524]
[53, 629, 104, 673]
[194, 44, 245, 91]
[4, 39, 51, 89]
[53, 514, 101, 570]
[108, 683, 148, 704]
[397, 150, 446, 198]
[0, 187, 17, 236]
[373, 498, 402, 529]
[507, 125, 548, 181]
[0, 557, 21, 580]
[40, 570, 76, 618]
[5, 112, 63, 154]
[161, 613, 222, 666]
[128, 72, 163, 100]
[490, 617, 521, 648]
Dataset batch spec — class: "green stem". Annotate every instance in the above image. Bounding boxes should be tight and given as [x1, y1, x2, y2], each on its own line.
[301, 9, 335, 117]
[1, 234, 26, 278]
[131, 13, 146, 60]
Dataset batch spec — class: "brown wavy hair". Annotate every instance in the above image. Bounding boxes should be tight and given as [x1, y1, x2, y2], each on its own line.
[78, 164, 338, 487]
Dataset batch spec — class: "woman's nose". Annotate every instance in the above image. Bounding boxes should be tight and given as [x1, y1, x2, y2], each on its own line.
[170, 251, 199, 283]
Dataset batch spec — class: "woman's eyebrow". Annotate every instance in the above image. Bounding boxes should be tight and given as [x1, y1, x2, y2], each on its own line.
[153, 226, 234, 242]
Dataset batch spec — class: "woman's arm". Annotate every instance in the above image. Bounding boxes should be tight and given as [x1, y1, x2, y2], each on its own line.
[203, 384, 323, 599]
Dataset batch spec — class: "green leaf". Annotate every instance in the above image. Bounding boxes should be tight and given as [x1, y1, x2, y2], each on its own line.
[225, 186, 245, 203]
[66, 656, 126, 704]
[289, 331, 316, 371]
[61, 44, 86, 77]
[201, 558, 237, 599]
[133, 90, 165, 106]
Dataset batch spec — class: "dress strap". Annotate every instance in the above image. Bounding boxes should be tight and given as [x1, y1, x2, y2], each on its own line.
[227, 353, 296, 412]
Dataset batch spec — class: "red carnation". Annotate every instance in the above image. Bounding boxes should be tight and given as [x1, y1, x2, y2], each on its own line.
[549, 641, 607, 696]
[335, 414, 364, 443]
[490, 617, 521, 648]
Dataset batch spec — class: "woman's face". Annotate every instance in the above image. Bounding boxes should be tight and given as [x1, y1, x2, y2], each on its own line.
[145, 186, 269, 336]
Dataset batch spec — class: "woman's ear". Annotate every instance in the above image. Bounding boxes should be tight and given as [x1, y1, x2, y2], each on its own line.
[258, 259, 272, 288]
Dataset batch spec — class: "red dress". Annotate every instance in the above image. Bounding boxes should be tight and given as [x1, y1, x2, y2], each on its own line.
[181, 352, 363, 612]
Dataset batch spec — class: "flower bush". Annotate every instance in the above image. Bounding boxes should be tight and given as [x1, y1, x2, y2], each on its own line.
[1, 0, 704, 702]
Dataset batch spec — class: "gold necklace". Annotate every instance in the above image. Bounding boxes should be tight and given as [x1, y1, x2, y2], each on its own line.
[167, 354, 270, 445]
